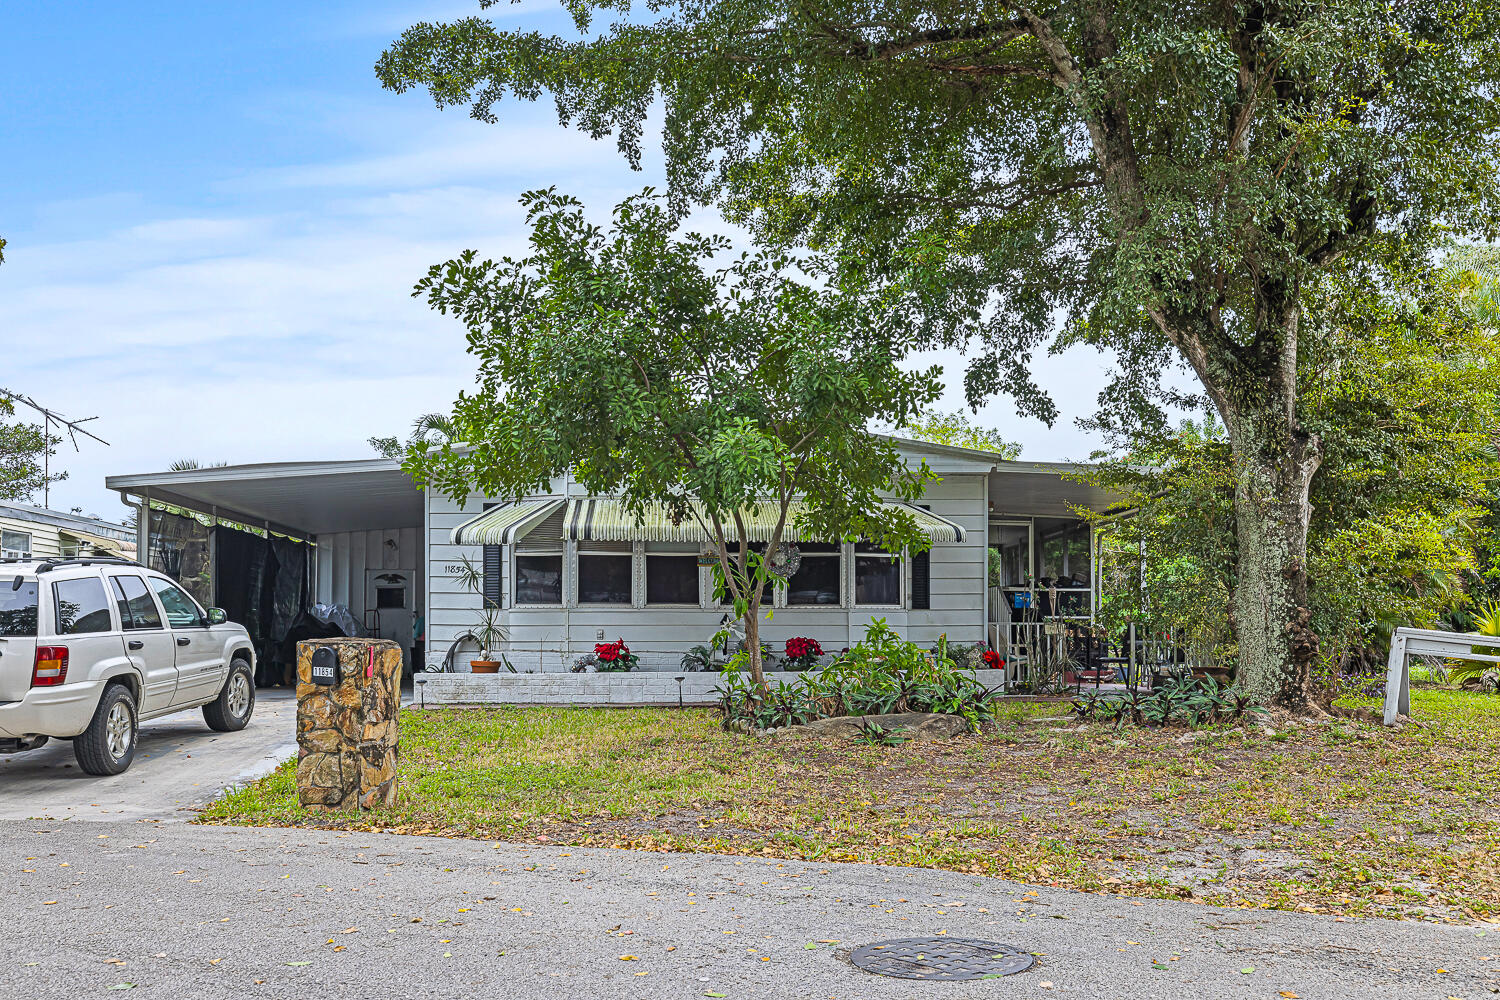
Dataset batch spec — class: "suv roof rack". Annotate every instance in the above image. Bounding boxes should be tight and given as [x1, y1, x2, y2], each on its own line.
[31, 556, 144, 574]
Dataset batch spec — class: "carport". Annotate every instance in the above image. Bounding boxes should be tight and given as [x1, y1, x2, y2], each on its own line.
[106, 460, 425, 685]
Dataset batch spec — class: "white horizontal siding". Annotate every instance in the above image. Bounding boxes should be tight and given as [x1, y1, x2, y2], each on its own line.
[0, 514, 62, 559]
[423, 475, 990, 670]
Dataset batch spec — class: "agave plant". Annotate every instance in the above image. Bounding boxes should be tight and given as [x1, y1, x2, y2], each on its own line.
[1451, 601, 1500, 687]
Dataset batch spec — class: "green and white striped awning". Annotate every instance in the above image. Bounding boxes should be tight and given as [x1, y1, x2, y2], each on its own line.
[449, 498, 567, 545]
[566, 498, 965, 544]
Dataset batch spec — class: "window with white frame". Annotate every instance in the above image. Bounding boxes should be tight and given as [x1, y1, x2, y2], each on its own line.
[707, 542, 763, 606]
[854, 541, 902, 606]
[577, 541, 632, 605]
[514, 509, 565, 605]
[1, 530, 31, 560]
[645, 543, 700, 605]
[785, 542, 842, 606]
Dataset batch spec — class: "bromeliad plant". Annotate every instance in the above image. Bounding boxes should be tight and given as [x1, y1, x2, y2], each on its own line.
[1071, 675, 1263, 729]
[718, 619, 998, 732]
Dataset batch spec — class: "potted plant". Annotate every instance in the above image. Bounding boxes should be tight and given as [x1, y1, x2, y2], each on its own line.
[783, 636, 824, 672]
[452, 556, 513, 673]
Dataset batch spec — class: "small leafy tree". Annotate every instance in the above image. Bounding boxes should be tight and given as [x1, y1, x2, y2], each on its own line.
[0, 397, 65, 503]
[406, 189, 943, 686]
[903, 410, 1021, 459]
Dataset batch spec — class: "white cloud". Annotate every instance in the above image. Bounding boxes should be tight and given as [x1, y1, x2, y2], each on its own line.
[3, 86, 1127, 519]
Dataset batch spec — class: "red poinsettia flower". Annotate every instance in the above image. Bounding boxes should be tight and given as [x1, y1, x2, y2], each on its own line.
[784, 637, 823, 660]
[595, 639, 629, 662]
[981, 649, 1005, 669]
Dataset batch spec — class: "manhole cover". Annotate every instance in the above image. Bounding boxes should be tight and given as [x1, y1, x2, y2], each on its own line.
[849, 937, 1035, 981]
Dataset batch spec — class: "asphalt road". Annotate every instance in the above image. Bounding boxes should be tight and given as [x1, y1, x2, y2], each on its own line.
[1, 820, 1495, 1000]
[0, 689, 297, 821]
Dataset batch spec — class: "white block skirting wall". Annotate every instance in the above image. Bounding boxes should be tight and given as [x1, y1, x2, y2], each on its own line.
[416, 669, 1011, 707]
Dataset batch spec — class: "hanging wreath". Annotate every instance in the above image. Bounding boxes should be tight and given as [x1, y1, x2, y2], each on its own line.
[766, 541, 803, 578]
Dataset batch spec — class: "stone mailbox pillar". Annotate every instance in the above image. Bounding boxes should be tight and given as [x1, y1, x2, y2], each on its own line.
[295, 637, 402, 811]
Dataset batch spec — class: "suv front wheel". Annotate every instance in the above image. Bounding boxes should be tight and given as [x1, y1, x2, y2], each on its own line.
[204, 659, 255, 732]
[74, 684, 138, 776]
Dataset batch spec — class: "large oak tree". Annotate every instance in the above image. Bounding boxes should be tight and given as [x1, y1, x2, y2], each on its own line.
[380, 1, 1500, 706]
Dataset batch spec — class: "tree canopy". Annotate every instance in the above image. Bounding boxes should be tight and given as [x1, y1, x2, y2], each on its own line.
[1086, 267, 1500, 691]
[0, 397, 63, 503]
[902, 410, 1021, 459]
[404, 189, 943, 683]
[381, 1, 1500, 706]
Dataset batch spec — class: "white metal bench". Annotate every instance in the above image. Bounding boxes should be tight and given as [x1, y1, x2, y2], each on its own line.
[1384, 626, 1500, 724]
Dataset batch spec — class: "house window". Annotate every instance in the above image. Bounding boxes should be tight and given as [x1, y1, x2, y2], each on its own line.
[708, 542, 763, 606]
[1, 530, 31, 559]
[854, 542, 902, 606]
[514, 507, 565, 605]
[578, 544, 632, 604]
[646, 547, 699, 605]
[786, 542, 842, 606]
[1037, 517, 1092, 617]
[515, 555, 563, 604]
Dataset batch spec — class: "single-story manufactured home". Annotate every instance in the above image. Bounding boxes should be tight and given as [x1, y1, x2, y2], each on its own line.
[1, 501, 135, 562]
[105, 439, 1117, 690]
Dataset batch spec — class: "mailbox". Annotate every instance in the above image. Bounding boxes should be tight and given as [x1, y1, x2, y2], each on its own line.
[309, 645, 339, 686]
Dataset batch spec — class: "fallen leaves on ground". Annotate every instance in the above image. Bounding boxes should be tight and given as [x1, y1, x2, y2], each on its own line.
[199, 691, 1500, 922]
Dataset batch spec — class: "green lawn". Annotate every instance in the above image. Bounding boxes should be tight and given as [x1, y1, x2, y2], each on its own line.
[201, 688, 1500, 923]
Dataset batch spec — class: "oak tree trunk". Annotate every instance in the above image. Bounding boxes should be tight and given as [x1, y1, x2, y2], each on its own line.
[1217, 321, 1322, 709]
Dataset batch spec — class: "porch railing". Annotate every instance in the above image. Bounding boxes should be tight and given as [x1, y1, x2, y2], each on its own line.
[988, 616, 1228, 693]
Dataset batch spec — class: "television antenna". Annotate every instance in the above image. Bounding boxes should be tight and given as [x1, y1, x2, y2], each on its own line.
[0, 388, 110, 509]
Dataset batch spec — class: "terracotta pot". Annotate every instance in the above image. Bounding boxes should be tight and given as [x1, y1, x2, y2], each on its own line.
[470, 660, 502, 674]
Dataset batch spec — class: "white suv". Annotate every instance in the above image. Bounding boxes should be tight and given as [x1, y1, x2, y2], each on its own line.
[0, 556, 256, 775]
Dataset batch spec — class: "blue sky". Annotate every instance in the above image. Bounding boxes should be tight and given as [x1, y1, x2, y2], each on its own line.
[2, 1, 1114, 519]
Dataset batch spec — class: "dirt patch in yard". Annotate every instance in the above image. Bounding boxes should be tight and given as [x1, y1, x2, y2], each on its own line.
[200, 688, 1500, 924]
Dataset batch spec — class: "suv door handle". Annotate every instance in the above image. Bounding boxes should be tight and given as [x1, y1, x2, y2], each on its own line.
[176, 637, 191, 647]
[128, 640, 144, 650]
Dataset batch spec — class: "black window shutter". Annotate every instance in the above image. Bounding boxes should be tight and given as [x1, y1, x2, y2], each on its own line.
[481, 502, 502, 609]
[911, 550, 931, 610]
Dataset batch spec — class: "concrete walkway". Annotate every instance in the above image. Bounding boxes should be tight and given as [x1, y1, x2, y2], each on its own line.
[0, 689, 297, 822]
[1, 820, 1495, 1000]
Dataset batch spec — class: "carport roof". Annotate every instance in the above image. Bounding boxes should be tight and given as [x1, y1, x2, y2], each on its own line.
[989, 461, 1121, 517]
[106, 459, 423, 536]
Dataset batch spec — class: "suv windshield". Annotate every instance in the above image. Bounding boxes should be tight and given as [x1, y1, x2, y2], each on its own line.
[1, 577, 39, 637]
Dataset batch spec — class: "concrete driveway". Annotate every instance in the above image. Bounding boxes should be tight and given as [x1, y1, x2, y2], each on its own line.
[0, 688, 296, 822]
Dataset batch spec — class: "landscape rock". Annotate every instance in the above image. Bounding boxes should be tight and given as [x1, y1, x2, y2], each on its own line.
[295, 638, 402, 811]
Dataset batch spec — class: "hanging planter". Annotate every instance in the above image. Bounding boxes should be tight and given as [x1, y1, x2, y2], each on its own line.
[766, 542, 802, 579]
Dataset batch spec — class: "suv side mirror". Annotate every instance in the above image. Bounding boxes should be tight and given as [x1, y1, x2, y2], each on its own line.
[206, 607, 228, 626]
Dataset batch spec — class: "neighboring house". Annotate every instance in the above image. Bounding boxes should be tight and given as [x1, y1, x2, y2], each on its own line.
[0, 501, 135, 562]
[105, 439, 1117, 681]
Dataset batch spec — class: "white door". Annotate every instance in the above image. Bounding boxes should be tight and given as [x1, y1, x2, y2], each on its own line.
[365, 569, 414, 664]
[149, 577, 226, 708]
[107, 573, 178, 715]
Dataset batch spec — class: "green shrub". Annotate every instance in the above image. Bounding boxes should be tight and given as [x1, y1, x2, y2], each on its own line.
[717, 618, 997, 731]
[1071, 675, 1264, 729]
